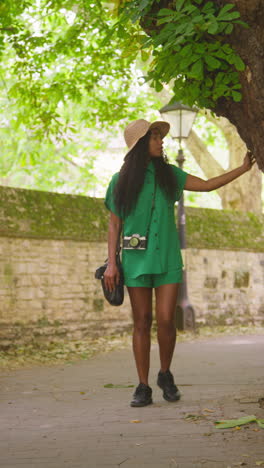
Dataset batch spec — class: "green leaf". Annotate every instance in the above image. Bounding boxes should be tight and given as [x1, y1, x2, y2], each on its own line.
[190, 59, 203, 79]
[176, 0, 185, 12]
[205, 77, 213, 87]
[257, 419, 264, 429]
[179, 54, 199, 70]
[141, 49, 149, 62]
[215, 415, 257, 429]
[184, 4, 197, 15]
[224, 23, 234, 34]
[232, 55, 245, 71]
[157, 8, 175, 17]
[191, 14, 203, 25]
[194, 43, 206, 54]
[202, 2, 215, 12]
[213, 85, 229, 100]
[232, 90, 242, 102]
[104, 383, 134, 388]
[204, 55, 221, 70]
[208, 22, 218, 34]
[225, 11, 240, 20]
[139, 0, 150, 11]
[236, 20, 249, 28]
[154, 80, 163, 92]
[180, 44, 193, 57]
[218, 3, 236, 18]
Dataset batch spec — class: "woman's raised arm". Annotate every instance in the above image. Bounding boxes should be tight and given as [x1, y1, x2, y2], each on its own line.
[184, 151, 255, 192]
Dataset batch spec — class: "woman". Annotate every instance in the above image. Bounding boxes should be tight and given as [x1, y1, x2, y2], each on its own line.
[104, 118, 255, 407]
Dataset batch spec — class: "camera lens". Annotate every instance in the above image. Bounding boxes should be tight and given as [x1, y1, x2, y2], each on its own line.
[129, 236, 140, 248]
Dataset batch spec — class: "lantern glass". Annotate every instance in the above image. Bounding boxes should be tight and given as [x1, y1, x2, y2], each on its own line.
[159, 103, 198, 139]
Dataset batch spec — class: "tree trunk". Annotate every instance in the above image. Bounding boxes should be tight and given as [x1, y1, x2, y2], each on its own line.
[186, 120, 262, 213]
[157, 89, 262, 212]
[212, 0, 264, 172]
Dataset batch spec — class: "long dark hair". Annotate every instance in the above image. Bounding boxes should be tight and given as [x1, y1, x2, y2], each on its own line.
[114, 131, 178, 217]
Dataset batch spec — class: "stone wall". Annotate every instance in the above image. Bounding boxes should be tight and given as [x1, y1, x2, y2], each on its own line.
[0, 238, 132, 348]
[186, 249, 264, 325]
[0, 185, 263, 347]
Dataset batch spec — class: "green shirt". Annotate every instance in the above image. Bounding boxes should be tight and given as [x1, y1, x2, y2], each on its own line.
[105, 161, 188, 279]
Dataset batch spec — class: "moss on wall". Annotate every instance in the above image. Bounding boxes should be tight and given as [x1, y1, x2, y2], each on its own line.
[0, 186, 263, 251]
[185, 207, 263, 252]
[0, 186, 109, 242]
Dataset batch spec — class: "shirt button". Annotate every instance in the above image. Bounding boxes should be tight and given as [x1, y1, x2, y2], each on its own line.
[155, 233, 157, 236]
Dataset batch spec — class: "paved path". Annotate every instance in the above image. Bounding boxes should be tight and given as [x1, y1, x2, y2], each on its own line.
[0, 334, 264, 468]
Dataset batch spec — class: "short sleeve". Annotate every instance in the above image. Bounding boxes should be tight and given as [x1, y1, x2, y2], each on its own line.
[171, 165, 188, 201]
[104, 172, 122, 218]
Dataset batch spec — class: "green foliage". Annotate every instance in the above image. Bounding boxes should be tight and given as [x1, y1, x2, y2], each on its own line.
[0, 0, 250, 194]
[1, 0, 139, 135]
[0, 1, 160, 192]
[117, 0, 248, 108]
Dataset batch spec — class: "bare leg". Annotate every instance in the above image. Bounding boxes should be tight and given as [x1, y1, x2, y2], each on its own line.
[155, 283, 179, 372]
[127, 287, 153, 385]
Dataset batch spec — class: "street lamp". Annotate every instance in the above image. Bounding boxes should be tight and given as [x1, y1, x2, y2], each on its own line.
[159, 102, 198, 330]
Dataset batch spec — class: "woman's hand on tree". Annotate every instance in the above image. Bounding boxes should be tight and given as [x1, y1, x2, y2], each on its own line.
[103, 264, 120, 292]
[243, 151, 256, 171]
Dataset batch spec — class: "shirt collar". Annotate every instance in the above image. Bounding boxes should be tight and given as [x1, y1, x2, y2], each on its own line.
[146, 160, 155, 173]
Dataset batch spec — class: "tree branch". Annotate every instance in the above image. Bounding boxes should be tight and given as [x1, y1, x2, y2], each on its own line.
[61, 155, 81, 168]
[185, 129, 224, 178]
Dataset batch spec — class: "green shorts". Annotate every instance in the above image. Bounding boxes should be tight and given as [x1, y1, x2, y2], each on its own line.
[124, 268, 183, 288]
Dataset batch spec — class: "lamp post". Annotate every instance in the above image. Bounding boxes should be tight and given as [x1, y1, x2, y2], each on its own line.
[159, 102, 198, 330]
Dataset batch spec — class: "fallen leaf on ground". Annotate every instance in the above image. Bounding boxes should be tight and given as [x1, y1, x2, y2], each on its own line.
[104, 383, 134, 388]
[184, 413, 206, 421]
[130, 420, 141, 423]
[215, 415, 257, 429]
[203, 408, 215, 413]
[257, 419, 264, 429]
[80, 391, 85, 395]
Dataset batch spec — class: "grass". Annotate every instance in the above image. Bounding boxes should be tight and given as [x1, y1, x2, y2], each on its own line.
[0, 324, 263, 370]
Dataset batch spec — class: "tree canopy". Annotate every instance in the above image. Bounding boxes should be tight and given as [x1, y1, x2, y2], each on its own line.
[115, 0, 247, 106]
[0, 0, 146, 135]
[0, 0, 263, 198]
[111, 0, 264, 172]
[0, 0, 160, 191]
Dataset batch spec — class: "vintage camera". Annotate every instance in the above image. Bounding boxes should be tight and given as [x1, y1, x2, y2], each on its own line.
[123, 234, 147, 250]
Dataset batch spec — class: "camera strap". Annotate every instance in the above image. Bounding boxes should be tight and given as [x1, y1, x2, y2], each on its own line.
[145, 177, 157, 239]
[122, 175, 157, 250]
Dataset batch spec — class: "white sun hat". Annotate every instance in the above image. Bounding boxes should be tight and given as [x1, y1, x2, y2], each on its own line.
[124, 119, 170, 151]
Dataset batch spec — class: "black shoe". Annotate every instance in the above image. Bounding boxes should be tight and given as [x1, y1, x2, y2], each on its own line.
[130, 383, 153, 407]
[157, 369, 181, 402]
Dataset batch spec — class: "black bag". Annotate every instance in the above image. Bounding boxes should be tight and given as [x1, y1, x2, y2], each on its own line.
[95, 251, 124, 306]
